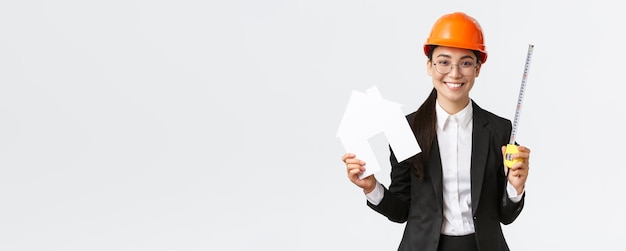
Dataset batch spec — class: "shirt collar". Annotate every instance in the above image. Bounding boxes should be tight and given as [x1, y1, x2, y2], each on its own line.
[436, 99, 473, 130]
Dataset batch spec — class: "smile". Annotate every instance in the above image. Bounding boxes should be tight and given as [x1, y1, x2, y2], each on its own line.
[445, 82, 464, 88]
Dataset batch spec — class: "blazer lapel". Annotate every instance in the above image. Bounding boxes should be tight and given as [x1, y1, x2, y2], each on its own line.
[428, 138, 444, 209]
[471, 103, 490, 214]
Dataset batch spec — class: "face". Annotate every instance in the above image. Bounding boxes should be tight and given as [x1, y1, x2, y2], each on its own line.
[427, 46, 481, 111]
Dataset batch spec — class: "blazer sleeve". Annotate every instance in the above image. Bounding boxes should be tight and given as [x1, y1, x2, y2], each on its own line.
[493, 118, 525, 225]
[501, 190, 525, 225]
[366, 145, 413, 223]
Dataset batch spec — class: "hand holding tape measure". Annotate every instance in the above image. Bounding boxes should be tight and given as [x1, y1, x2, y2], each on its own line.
[504, 44, 534, 168]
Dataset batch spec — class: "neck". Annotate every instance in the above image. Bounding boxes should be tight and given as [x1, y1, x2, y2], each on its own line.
[437, 97, 470, 115]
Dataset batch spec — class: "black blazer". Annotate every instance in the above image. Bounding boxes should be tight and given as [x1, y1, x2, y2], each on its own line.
[368, 101, 524, 251]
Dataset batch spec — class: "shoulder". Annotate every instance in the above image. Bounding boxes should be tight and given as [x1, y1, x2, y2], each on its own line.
[472, 100, 511, 128]
[472, 101, 512, 145]
[405, 110, 417, 121]
[404, 110, 420, 128]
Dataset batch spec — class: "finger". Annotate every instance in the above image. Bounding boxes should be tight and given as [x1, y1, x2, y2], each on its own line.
[514, 150, 530, 160]
[345, 158, 365, 166]
[509, 167, 528, 177]
[514, 154, 529, 162]
[343, 156, 366, 166]
[341, 153, 356, 163]
[346, 163, 366, 175]
[348, 167, 362, 177]
[517, 146, 531, 153]
[508, 171, 521, 179]
[508, 161, 528, 172]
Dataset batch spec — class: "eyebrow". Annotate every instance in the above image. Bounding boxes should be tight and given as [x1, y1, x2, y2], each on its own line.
[435, 54, 476, 60]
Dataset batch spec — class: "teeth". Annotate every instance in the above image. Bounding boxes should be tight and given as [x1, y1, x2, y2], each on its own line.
[446, 82, 462, 88]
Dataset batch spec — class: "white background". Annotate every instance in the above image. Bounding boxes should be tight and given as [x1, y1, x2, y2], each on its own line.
[0, 1, 624, 250]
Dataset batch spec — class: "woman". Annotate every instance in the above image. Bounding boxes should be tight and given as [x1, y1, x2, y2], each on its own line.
[342, 12, 531, 251]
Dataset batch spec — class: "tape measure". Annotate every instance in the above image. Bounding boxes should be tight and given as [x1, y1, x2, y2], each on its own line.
[504, 44, 534, 168]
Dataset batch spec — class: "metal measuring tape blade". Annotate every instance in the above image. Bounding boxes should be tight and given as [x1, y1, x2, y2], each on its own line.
[505, 44, 534, 168]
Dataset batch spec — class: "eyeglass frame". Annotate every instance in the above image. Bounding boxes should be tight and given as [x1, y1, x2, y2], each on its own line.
[431, 59, 479, 75]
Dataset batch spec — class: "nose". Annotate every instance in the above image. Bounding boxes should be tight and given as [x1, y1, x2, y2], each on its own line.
[448, 64, 462, 77]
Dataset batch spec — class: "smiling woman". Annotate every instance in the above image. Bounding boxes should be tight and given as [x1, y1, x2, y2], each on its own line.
[341, 12, 532, 251]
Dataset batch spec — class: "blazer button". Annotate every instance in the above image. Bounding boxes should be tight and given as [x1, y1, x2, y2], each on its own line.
[473, 216, 477, 220]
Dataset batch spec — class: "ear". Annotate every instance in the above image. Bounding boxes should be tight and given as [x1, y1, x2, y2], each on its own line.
[474, 63, 482, 77]
[426, 60, 433, 76]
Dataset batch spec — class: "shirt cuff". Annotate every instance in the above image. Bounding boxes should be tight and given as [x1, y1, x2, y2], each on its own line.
[507, 181, 524, 203]
[365, 182, 384, 205]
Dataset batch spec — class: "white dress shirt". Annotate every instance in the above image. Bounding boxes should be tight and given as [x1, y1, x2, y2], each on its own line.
[437, 100, 474, 235]
[365, 100, 524, 235]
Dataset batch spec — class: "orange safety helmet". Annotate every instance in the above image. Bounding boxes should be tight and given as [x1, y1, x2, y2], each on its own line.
[423, 12, 487, 64]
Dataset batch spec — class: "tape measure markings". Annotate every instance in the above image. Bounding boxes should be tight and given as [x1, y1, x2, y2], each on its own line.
[509, 44, 534, 145]
[505, 44, 534, 167]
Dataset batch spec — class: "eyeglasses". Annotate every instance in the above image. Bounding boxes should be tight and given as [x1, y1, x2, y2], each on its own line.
[432, 60, 477, 75]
